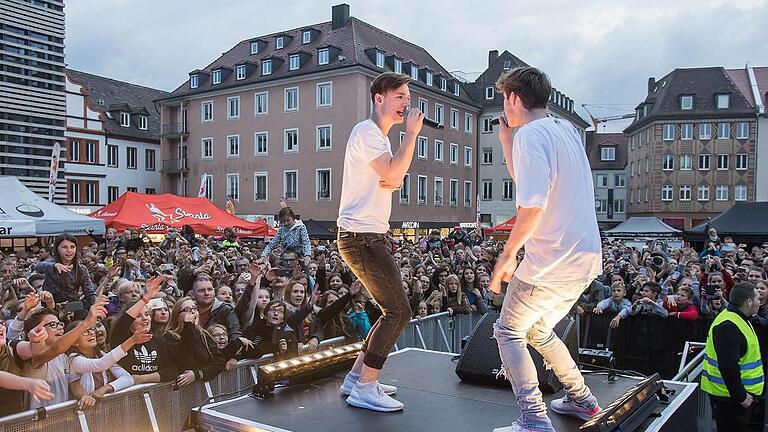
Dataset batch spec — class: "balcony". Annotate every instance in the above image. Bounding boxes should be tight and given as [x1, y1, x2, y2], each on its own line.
[162, 158, 188, 173]
[161, 122, 188, 138]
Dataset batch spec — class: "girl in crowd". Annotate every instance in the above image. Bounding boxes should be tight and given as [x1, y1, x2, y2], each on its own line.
[150, 298, 170, 337]
[443, 274, 471, 316]
[34, 234, 97, 308]
[66, 319, 150, 409]
[216, 285, 235, 307]
[460, 267, 488, 314]
[243, 300, 299, 360]
[164, 297, 226, 387]
[109, 277, 178, 385]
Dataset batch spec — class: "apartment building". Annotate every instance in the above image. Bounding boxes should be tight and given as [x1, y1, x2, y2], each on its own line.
[63, 70, 167, 213]
[0, 0, 66, 200]
[624, 66, 765, 229]
[157, 4, 481, 236]
[585, 132, 628, 229]
[465, 50, 590, 227]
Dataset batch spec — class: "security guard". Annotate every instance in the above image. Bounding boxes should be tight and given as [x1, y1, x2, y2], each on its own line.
[701, 282, 764, 432]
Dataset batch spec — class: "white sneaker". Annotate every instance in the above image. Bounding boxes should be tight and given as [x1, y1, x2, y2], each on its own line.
[339, 372, 397, 396]
[346, 381, 403, 412]
[550, 395, 602, 421]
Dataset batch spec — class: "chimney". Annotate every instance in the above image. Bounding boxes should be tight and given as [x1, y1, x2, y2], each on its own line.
[488, 50, 499, 67]
[332, 4, 350, 30]
[647, 77, 656, 94]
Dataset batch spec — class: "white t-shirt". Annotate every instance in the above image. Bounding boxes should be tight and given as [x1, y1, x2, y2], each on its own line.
[508, 116, 602, 285]
[21, 353, 73, 409]
[337, 119, 394, 233]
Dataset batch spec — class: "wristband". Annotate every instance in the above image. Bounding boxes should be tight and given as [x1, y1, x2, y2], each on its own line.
[140, 296, 150, 305]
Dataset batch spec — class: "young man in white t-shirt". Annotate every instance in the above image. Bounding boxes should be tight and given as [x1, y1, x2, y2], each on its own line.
[336, 72, 424, 412]
[488, 67, 604, 432]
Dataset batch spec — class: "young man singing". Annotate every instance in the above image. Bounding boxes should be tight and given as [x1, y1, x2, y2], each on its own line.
[489, 67, 604, 432]
[336, 72, 424, 412]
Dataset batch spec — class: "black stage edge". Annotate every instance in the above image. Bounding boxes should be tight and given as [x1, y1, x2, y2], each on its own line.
[193, 349, 698, 432]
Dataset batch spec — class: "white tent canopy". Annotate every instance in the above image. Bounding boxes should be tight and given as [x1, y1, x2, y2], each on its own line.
[604, 217, 682, 238]
[0, 177, 105, 237]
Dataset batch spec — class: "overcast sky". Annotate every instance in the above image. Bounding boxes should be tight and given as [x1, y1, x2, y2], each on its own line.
[65, 0, 768, 132]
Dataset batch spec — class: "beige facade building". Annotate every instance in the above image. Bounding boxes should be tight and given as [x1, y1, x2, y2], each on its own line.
[157, 4, 480, 235]
[624, 66, 765, 229]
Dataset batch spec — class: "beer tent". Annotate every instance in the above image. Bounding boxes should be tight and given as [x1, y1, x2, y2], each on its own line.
[0, 176, 105, 237]
[89, 192, 274, 237]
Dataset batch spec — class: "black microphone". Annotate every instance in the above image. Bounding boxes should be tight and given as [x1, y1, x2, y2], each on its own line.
[405, 108, 443, 129]
[490, 115, 508, 127]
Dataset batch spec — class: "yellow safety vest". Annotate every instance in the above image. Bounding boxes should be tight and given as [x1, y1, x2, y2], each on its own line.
[701, 310, 764, 397]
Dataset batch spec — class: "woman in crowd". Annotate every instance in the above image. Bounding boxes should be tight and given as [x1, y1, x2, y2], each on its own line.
[164, 297, 226, 387]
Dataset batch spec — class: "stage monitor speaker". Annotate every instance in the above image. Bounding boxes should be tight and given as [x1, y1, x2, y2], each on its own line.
[455, 312, 579, 394]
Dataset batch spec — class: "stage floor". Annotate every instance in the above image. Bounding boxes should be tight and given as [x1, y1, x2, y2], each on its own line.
[194, 348, 697, 432]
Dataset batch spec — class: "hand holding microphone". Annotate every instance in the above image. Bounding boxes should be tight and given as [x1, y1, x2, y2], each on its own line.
[404, 108, 443, 130]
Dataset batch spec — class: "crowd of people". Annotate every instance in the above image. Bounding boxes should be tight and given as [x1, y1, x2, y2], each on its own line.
[1, 212, 767, 418]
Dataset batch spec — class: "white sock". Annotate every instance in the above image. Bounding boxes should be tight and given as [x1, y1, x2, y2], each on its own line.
[355, 380, 378, 391]
[346, 371, 360, 381]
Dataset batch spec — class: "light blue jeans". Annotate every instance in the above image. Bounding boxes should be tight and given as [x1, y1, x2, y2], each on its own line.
[494, 277, 596, 431]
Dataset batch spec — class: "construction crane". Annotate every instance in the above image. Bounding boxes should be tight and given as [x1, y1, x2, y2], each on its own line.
[582, 104, 635, 130]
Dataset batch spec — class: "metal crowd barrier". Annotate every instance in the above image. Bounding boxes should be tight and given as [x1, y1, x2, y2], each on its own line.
[0, 312, 473, 432]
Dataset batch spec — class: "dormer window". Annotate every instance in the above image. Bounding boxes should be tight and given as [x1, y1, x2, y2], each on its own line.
[453, 82, 460, 96]
[138, 115, 147, 130]
[302, 31, 311, 44]
[236, 65, 246, 80]
[250, 42, 260, 54]
[276, 36, 284, 50]
[262, 59, 272, 75]
[503, 60, 512, 70]
[190, 74, 198, 89]
[318, 48, 330, 65]
[212, 69, 222, 85]
[393, 58, 402, 74]
[410, 65, 418, 80]
[375, 51, 385, 68]
[425, 71, 433, 86]
[289, 54, 300, 71]
[120, 112, 130, 127]
[485, 87, 494, 100]
[680, 95, 693, 110]
[716, 94, 730, 109]
[440, 77, 447, 91]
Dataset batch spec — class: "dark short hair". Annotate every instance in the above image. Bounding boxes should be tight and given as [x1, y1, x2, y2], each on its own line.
[495, 67, 552, 110]
[642, 281, 661, 296]
[370, 72, 410, 104]
[24, 308, 57, 335]
[730, 282, 757, 308]
[278, 207, 295, 221]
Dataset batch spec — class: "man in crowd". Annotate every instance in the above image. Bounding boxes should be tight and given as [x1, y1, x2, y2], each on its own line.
[701, 282, 763, 432]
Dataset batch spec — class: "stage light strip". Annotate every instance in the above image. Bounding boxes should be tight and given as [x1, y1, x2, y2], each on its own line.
[257, 342, 364, 387]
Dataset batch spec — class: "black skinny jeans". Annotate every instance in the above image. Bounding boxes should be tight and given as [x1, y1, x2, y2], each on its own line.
[337, 230, 411, 369]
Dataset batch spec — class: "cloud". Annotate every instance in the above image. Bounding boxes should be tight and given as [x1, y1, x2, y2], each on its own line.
[65, 0, 767, 131]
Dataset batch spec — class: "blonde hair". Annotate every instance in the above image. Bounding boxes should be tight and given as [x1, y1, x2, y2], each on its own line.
[165, 297, 214, 357]
[445, 274, 462, 303]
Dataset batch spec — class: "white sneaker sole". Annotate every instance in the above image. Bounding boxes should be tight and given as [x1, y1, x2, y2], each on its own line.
[340, 382, 397, 396]
[345, 394, 403, 412]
